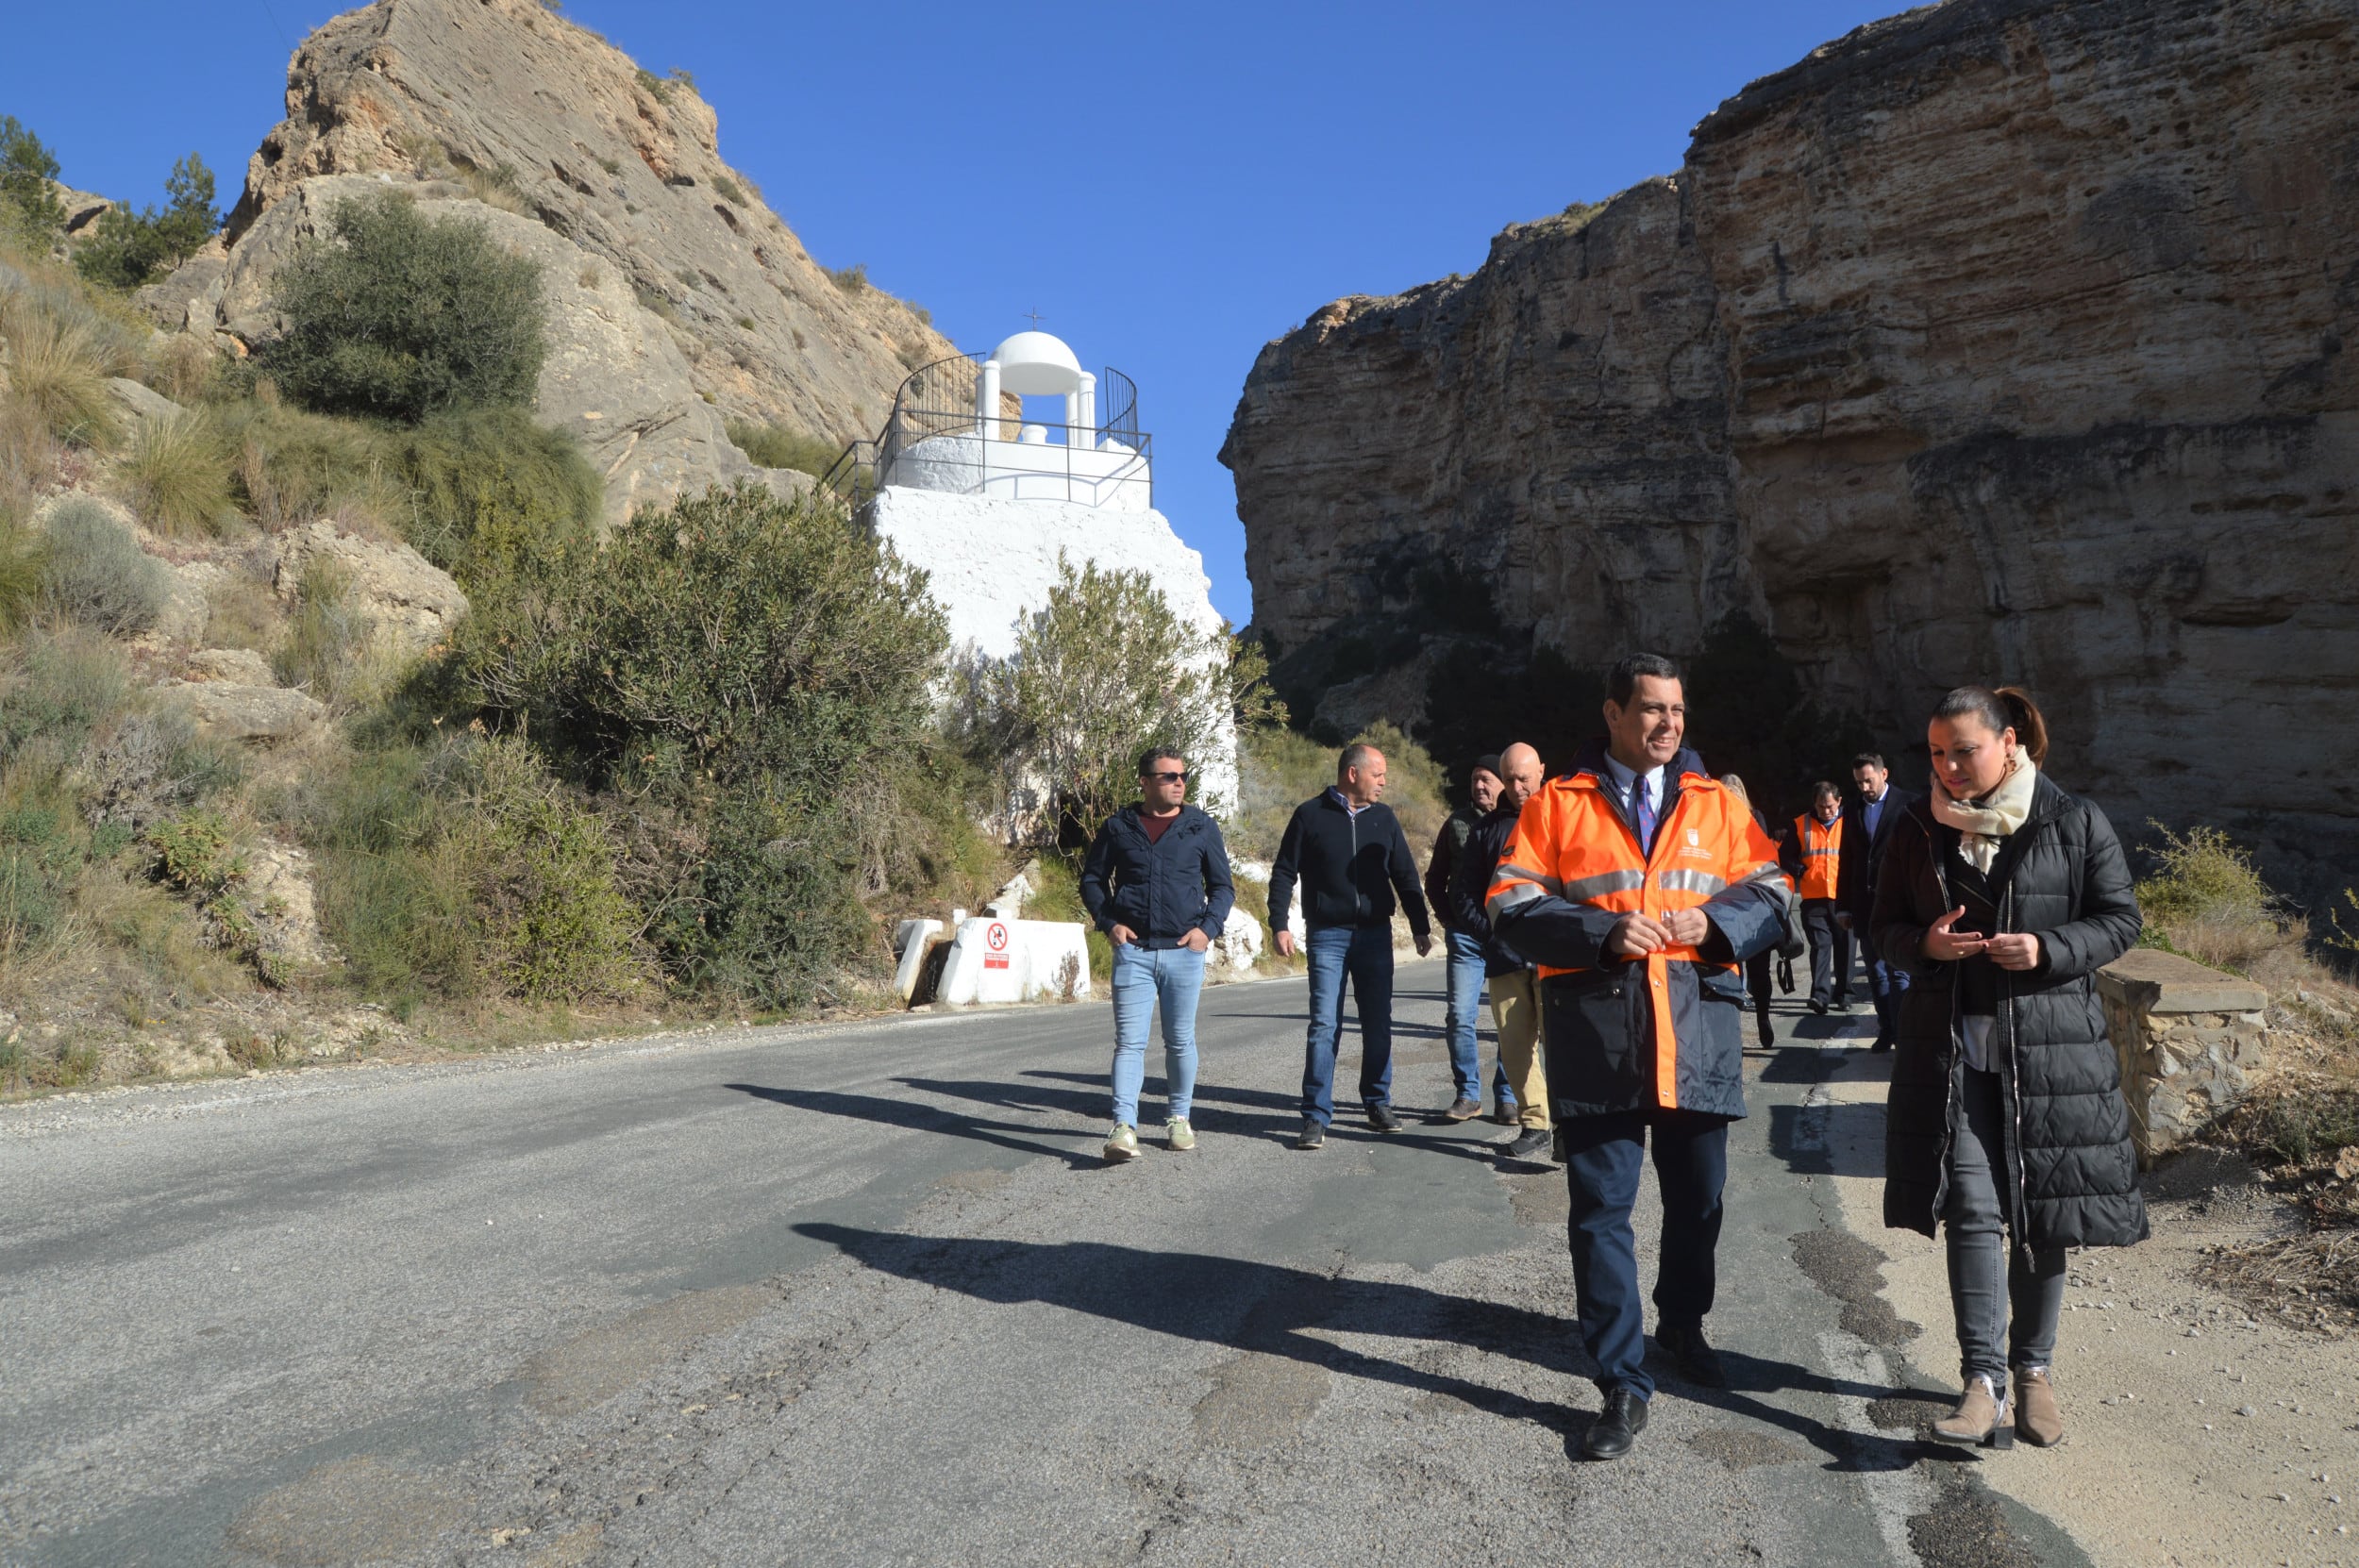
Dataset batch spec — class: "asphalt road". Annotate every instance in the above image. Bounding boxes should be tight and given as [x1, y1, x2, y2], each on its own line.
[0, 964, 2092, 1567]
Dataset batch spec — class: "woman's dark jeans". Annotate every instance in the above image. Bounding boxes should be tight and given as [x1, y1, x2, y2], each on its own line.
[1943, 1063, 2067, 1383]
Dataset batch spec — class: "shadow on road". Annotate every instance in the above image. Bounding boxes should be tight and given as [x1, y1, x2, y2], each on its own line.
[1014, 1069, 1511, 1164]
[722, 1084, 1103, 1170]
[793, 1224, 1917, 1471]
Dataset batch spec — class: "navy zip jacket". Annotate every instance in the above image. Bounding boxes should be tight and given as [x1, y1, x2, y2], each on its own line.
[1267, 792, 1430, 939]
[1079, 804, 1236, 948]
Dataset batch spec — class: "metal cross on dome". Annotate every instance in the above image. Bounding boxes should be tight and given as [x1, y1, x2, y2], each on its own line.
[1022, 309, 1046, 327]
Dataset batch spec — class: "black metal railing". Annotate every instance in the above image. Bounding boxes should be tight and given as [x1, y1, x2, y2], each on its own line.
[818, 353, 1151, 508]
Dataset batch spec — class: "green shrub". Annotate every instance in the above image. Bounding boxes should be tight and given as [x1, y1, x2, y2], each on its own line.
[393, 405, 601, 587]
[0, 799, 78, 959]
[682, 792, 872, 1009]
[147, 808, 284, 985]
[963, 553, 1229, 840]
[723, 420, 841, 476]
[73, 154, 220, 291]
[0, 116, 65, 239]
[712, 175, 746, 207]
[0, 508, 43, 631]
[305, 745, 482, 1006]
[0, 627, 130, 760]
[262, 189, 547, 423]
[826, 262, 868, 294]
[39, 498, 171, 634]
[117, 409, 236, 536]
[470, 482, 945, 793]
[2136, 823, 2282, 972]
[456, 735, 644, 1002]
[1234, 718, 1447, 862]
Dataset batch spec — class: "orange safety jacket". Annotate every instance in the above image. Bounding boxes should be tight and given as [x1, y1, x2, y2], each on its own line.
[1488, 762, 1782, 1110]
[1792, 812, 1842, 901]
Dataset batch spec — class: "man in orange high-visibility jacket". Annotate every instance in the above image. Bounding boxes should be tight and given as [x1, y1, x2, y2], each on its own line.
[1487, 653, 1786, 1461]
[1782, 780, 1852, 1014]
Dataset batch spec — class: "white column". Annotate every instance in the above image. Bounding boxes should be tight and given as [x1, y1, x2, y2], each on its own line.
[1062, 390, 1079, 444]
[1077, 373, 1096, 450]
[977, 359, 1000, 439]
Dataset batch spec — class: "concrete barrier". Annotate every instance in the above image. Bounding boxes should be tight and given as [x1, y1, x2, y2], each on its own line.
[2096, 947, 2270, 1165]
[935, 915, 1091, 1006]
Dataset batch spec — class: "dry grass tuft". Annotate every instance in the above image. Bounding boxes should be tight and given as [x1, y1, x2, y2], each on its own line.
[117, 409, 237, 537]
[0, 299, 118, 447]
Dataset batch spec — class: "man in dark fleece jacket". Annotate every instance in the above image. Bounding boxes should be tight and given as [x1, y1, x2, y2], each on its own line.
[1268, 742, 1432, 1148]
[1080, 746, 1236, 1164]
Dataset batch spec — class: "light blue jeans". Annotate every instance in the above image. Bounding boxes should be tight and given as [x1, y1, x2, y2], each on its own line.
[1109, 942, 1207, 1128]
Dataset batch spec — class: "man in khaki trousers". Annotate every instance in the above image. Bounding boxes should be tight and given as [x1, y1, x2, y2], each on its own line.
[1447, 742, 1551, 1159]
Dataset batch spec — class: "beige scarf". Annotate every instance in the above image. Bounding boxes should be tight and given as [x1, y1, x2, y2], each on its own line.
[1930, 755, 2038, 874]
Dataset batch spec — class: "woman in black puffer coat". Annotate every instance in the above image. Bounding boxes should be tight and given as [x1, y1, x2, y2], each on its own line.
[1872, 686, 2144, 1452]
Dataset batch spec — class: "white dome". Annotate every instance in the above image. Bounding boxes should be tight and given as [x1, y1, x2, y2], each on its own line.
[989, 330, 1085, 394]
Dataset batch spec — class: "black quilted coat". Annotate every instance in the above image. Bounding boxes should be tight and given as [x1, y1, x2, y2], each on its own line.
[1871, 771, 2150, 1250]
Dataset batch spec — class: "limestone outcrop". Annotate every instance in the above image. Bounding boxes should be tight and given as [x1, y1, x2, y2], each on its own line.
[220, 0, 947, 446]
[1223, 0, 2359, 890]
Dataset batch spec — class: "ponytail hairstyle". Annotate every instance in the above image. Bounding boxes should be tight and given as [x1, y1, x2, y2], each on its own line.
[1932, 685, 2050, 768]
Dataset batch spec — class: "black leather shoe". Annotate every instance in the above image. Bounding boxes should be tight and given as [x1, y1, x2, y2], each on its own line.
[1808, 997, 1829, 1015]
[1656, 1322, 1729, 1389]
[1869, 1036, 1893, 1053]
[1294, 1119, 1326, 1150]
[1367, 1103, 1401, 1133]
[1581, 1387, 1649, 1460]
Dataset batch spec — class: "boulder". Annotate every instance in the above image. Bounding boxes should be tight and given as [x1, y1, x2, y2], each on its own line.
[1223, 0, 2359, 897]
[133, 236, 229, 333]
[217, 173, 757, 527]
[1211, 906, 1264, 974]
[271, 515, 469, 658]
[154, 680, 326, 743]
[244, 839, 332, 971]
[223, 0, 950, 449]
[105, 377, 185, 428]
[181, 647, 277, 686]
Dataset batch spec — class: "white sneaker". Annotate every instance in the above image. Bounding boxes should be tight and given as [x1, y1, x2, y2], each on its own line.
[1103, 1124, 1140, 1162]
[1165, 1117, 1196, 1152]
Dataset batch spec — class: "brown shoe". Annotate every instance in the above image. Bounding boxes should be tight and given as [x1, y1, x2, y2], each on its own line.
[1931, 1376, 2014, 1448]
[2014, 1366, 2064, 1447]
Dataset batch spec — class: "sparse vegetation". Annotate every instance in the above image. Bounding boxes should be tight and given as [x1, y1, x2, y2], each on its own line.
[826, 262, 869, 295]
[0, 286, 120, 446]
[1234, 719, 1447, 863]
[38, 498, 171, 635]
[712, 175, 746, 207]
[723, 419, 839, 476]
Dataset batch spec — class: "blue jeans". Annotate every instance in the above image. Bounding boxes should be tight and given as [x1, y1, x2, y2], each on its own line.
[1443, 929, 1504, 1104]
[1109, 943, 1206, 1127]
[1864, 948, 1911, 1043]
[1561, 1110, 1730, 1399]
[1301, 924, 1394, 1124]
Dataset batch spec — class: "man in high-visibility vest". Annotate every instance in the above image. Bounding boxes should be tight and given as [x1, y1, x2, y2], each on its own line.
[1487, 653, 1786, 1461]
[1782, 780, 1852, 1014]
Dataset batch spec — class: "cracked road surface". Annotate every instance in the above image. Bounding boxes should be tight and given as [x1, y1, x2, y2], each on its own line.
[2, 966, 2091, 1566]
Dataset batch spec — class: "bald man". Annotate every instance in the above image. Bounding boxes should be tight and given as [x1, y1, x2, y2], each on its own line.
[1447, 742, 1553, 1158]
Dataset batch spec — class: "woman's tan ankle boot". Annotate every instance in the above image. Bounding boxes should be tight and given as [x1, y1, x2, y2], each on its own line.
[2014, 1366, 2063, 1446]
[1932, 1375, 2014, 1448]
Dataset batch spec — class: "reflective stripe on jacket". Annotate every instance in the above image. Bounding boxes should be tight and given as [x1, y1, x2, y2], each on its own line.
[1791, 813, 1842, 901]
[1487, 742, 1785, 1116]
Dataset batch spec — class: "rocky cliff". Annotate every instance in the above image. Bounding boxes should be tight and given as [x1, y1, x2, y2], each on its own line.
[230, 0, 947, 443]
[1223, 0, 2359, 889]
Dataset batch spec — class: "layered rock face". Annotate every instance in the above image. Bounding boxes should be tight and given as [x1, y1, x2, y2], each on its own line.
[1225, 0, 2359, 886]
[223, 0, 946, 446]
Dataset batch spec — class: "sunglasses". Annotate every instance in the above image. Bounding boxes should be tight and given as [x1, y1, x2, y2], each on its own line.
[1143, 770, 1188, 782]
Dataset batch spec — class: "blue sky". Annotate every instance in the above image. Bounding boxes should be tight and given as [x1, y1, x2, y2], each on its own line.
[3, 0, 1906, 625]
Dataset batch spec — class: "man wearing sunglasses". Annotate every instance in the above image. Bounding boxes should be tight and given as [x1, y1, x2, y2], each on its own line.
[1079, 747, 1238, 1161]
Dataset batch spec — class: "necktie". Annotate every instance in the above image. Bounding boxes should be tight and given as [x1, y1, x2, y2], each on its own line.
[1633, 775, 1656, 857]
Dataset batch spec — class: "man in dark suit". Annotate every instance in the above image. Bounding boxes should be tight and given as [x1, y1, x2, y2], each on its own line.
[1834, 751, 1916, 1052]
